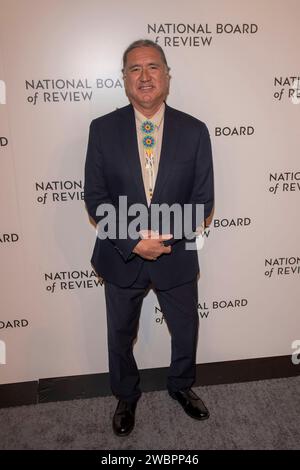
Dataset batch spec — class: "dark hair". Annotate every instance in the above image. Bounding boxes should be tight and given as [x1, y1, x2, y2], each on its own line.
[122, 39, 170, 72]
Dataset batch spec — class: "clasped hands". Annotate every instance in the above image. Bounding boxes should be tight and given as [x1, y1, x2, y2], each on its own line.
[132, 230, 172, 261]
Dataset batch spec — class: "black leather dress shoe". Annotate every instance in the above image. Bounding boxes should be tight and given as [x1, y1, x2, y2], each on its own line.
[112, 400, 137, 436]
[169, 389, 209, 420]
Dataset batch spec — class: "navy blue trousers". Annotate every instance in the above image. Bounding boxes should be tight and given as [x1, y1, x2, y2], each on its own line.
[104, 262, 199, 403]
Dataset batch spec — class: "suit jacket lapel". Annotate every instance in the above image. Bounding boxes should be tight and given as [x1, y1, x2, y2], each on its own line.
[117, 105, 148, 205]
[151, 104, 180, 204]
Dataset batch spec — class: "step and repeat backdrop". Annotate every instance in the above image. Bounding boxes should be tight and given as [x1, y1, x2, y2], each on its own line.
[0, 0, 299, 384]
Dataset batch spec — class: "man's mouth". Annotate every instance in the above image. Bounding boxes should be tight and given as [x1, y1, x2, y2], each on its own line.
[139, 85, 154, 90]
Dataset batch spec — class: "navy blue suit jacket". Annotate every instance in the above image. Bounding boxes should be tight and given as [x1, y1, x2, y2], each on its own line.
[84, 103, 214, 289]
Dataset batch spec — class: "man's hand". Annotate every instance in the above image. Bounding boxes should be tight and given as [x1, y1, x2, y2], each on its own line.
[133, 230, 173, 261]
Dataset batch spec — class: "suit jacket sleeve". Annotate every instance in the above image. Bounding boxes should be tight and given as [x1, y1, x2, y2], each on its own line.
[189, 123, 214, 223]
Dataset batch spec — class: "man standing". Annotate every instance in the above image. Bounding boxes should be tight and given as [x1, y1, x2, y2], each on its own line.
[84, 39, 214, 436]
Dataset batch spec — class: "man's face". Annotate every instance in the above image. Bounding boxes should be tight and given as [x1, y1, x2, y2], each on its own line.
[123, 46, 170, 116]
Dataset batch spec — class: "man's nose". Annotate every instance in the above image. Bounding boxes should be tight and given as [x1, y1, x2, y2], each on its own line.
[140, 68, 150, 81]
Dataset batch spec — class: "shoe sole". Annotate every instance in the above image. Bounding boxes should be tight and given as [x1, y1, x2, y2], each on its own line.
[184, 409, 210, 421]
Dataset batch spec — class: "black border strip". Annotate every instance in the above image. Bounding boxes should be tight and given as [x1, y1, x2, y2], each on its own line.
[1, 355, 299, 408]
[0, 381, 38, 408]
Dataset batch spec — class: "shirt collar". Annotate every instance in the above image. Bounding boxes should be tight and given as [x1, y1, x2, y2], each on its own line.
[134, 102, 165, 129]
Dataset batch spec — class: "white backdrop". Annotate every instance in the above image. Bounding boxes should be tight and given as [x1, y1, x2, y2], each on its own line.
[0, 0, 299, 385]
